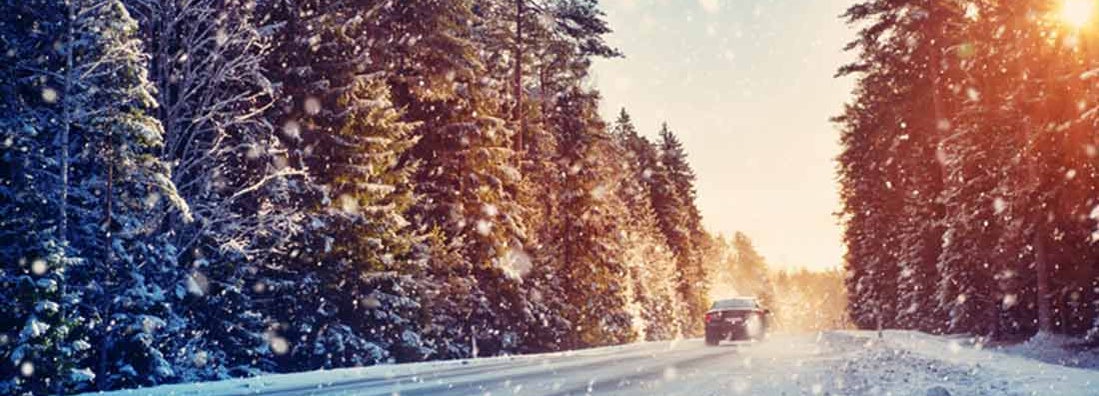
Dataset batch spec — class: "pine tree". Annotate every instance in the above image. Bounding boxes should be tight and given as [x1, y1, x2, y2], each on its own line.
[836, 0, 1099, 337]
[652, 123, 709, 336]
[0, 0, 196, 389]
[308, 75, 427, 366]
[1, 0, 193, 390]
[49, 0, 191, 389]
[258, 0, 431, 370]
[544, 88, 635, 348]
[121, 0, 305, 380]
[373, 0, 561, 357]
[835, 94, 904, 330]
[730, 232, 775, 308]
[0, 2, 95, 392]
[836, 0, 949, 332]
[611, 109, 680, 340]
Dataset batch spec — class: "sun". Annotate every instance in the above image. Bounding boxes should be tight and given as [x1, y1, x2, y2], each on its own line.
[1061, 0, 1097, 28]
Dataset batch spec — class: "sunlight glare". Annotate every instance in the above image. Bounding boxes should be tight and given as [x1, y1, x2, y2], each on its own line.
[1061, 0, 1096, 28]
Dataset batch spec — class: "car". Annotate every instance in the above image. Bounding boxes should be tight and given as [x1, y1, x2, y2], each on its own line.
[704, 297, 770, 346]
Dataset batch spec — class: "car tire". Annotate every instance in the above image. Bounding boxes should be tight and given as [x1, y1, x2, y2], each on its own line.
[705, 333, 719, 346]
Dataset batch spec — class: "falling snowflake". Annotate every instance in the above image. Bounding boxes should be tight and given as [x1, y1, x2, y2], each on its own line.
[41, 88, 58, 104]
[268, 334, 290, 356]
[475, 220, 493, 236]
[186, 271, 209, 297]
[338, 194, 359, 214]
[948, 340, 962, 354]
[192, 349, 208, 367]
[19, 361, 34, 378]
[992, 197, 1006, 214]
[966, 87, 981, 101]
[936, 118, 951, 131]
[304, 97, 322, 115]
[282, 120, 301, 140]
[362, 296, 382, 309]
[30, 259, 47, 275]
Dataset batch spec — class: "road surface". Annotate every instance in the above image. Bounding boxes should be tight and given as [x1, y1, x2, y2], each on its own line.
[94, 331, 1098, 396]
[257, 334, 843, 396]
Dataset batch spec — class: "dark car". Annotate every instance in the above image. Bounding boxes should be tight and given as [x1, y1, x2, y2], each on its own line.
[704, 297, 770, 346]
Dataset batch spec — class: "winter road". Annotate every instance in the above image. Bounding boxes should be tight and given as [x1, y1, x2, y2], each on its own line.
[250, 334, 842, 396]
[93, 331, 1098, 396]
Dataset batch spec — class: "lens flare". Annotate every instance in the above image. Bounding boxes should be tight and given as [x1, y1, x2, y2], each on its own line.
[1061, 0, 1096, 28]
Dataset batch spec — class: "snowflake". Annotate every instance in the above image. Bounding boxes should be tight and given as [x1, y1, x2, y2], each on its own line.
[475, 220, 493, 236]
[41, 88, 58, 104]
[19, 361, 34, 378]
[30, 259, 48, 275]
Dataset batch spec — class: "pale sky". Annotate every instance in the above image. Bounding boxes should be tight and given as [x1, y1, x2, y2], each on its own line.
[592, 0, 857, 271]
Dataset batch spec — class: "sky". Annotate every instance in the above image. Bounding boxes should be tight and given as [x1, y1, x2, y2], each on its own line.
[592, 0, 857, 271]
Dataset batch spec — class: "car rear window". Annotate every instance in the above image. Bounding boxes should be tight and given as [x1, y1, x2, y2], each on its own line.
[712, 298, 757, 310]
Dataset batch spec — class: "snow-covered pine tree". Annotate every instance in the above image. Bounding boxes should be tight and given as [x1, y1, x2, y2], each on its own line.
[1005, 1, 1099, 338]
[258, 0, 430, 371]
[364, 0, 548, 357]
[948, 0, 1080, 338]
[879, 1, 959, 334]
[935, 123, 1004, 335]
[654, 124, 710, 336]
[1, 0, 190, 390]
[611, 109, 680, 341]
[543, 87, 635, 349]
[27, 0, 193, 389]
[505, 0, 626, 351]
[0, 1, 98, 393]
[730, 232, 775, 309]
[835, 91, 901, 331]
[835, 0, 930, 332]
[644, 127, 696, 336]
[405, 92, 534, 356]
[466, 1, 577, 355]
[835, 0, 967, 334]
[121, 0, 305, 380]
[308, 75, 428, 366]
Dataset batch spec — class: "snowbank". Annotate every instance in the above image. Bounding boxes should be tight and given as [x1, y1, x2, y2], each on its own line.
[831, 330, 1099, 396]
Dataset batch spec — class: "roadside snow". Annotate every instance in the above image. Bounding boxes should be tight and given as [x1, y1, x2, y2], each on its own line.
[1001, 332, 1099, 369]
[832, 330, 1099, 396]
[78, 339, 682, 396]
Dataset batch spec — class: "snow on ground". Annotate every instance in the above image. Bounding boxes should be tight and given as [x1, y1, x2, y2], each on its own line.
[831, 330, 1099, 396]
[1000, 332, 1099, 370]
[82, 331, 1098, 396]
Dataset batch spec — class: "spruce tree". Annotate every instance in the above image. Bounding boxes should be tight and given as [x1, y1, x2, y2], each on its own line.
[258, 0, 431, 370]
[730, 232, 775, 308]
[122, 0, 302, 380]
[0, 0, 196, 389]
[652, 124, 709, 336]
[611, 109, 680, 340]
[54, 0, 191, 388]
[544, 88, 635, 348]
[0, 2, 95, 392]
[369, 0, 550, 356]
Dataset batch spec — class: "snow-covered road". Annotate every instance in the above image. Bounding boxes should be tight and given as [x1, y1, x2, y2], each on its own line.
[91, 331, 1098, 396]
[267, 334, 844, 396]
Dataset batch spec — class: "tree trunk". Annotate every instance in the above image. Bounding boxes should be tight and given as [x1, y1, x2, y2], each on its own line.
[60, 1, 74, 244]
[1035, 221, 1052, 333]
[513, 0, 525, 155]
[106, 130, 113, 265]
